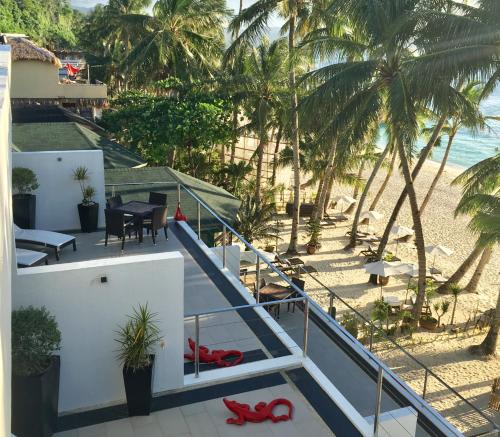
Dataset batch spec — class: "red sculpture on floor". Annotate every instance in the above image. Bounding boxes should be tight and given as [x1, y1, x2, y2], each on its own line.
[184, 338, 244, 367]
[223, 398, 294, 425]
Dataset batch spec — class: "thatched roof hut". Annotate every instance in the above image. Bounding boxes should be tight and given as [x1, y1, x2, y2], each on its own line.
[9, 37, 62, 68]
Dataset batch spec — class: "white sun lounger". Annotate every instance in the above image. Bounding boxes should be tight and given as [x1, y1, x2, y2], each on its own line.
[14, 224, 76, 261]
[16, 248, 48, 268]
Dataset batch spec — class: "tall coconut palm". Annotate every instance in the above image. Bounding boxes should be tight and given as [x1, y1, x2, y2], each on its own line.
[123, 0, 229, 83]
[300, 0, 473, 320]
[419, 82, 486, 216]
[451, 153, 500, 355]
[238, 38, 289, 204]
[227, 0, 314, 254]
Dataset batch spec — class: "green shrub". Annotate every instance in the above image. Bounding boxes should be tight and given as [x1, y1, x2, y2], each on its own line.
[12, 167, 39, 194]
[12, 306, 61, 376]
[115, 303, 162, 370]
[340, 313, 359, 338]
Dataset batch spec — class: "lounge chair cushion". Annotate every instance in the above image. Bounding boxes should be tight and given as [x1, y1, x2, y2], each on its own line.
[16, 248, 48, 267]
[14, 224, 75, 248]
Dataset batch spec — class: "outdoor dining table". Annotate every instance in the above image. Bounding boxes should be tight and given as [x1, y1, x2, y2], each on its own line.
[112, 201, 158, 243]
[258, 283, 293, 300]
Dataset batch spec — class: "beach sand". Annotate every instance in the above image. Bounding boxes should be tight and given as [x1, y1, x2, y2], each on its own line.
[258, 159, 500, 434]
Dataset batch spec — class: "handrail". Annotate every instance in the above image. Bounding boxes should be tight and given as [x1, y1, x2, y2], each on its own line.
[299, 266, 499, 431]
[108, 180, 498, 434]
[185, 296, 306, 318]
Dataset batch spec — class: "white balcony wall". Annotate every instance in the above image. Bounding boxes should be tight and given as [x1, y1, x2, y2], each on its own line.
[14, 252, 185, 413]
[12, 150, 106, 231]
[0, 46, 13, 436]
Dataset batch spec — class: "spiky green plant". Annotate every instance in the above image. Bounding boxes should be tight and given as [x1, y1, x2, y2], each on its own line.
[115, 303, 162, 370]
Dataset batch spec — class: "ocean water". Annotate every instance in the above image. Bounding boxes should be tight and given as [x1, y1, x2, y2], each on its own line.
[419, 88, 500, 169]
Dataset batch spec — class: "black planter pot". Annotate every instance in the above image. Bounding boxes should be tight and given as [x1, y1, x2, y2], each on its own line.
[77, 202, 99, 233]
[123, 355, 155, 416]
[12, 356, 60, 437]
[13, 194, 36, 229]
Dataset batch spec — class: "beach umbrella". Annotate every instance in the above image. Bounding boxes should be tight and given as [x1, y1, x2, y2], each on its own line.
[398, 263, 432, 300]
[332, 195, 356, 214]
[425, 244, 453, 270]
[364, 260, 404, 297]
[390, 225, 414, 255]
[360, 210, 384, 232]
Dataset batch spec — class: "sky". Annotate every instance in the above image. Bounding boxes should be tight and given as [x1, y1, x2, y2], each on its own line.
[71, 0, 282, 26]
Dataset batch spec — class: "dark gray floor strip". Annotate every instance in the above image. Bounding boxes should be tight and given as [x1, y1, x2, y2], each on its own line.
[287, 367, 363, 436]
[56, 373, 286, 431]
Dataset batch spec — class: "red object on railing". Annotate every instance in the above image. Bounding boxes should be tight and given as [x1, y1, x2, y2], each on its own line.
[174, 203, 187, 221]
[184, 338, 243, 367]
[223, 398, 293, 425]
[65, 63, 81, 75]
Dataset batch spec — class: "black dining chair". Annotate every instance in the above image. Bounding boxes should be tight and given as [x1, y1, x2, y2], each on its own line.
[149, 192, 167, 206]
[288, 277, 305, 313]
[106, 195, 123, 209]
[143, 206, 168, 244]
[104, 209, 136, 252]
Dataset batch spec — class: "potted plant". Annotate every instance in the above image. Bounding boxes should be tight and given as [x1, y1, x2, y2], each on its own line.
[419, 313, 439, 330]
[306, 219, 322, 255]
[12, 306, 61, 437]
[12, 167, 39, 229]
[73, 166, 99, 232]
[115, 304, 162, 416]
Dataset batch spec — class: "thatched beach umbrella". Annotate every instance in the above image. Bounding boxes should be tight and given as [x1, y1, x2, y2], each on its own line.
[364, 260, 404, 297]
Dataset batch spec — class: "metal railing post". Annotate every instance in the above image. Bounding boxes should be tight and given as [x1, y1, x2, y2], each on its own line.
[423, 369, 428, 399]
[177, 183, 181, 204]
[255, 261, 261, 303]
[111, 185, 116, 196]
[369, 324, 374, 352]
[197, 201, 201, 240]
[222, 225, 227, 268]
[303, 299, 309, 357]
[328, 294, 334, 318]
[194, 315, 200, 378]
[374, 366, 384, 436]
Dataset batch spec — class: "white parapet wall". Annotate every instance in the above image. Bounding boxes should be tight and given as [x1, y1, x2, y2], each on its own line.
[0, 45, 13, 437]
[12, 150, 106, 231]
[14, 252, 185, 413]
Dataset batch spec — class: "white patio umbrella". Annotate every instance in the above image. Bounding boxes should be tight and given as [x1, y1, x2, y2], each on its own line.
[364, 260, 404, 297]
[390, 225, 414, 255]
[398, 263, 432, 300]
[359, 210, 384, 232]
[425, 244, 453, 270]
[332, 195, 356, 214]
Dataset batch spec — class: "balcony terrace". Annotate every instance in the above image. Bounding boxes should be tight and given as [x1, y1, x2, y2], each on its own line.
[16, 178, 495, 436]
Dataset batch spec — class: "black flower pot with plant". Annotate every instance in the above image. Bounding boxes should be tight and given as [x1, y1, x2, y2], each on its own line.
[12, 167, 39, 229]
[12, 306, 61, 437]
[123, 355, 155, 416]
[116, 304, 162, 417]
[77, 202, 99, 233]
[73, 166, 99, 233]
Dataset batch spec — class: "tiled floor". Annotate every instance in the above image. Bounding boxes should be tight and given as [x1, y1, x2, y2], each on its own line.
[54, 383, 334, 437]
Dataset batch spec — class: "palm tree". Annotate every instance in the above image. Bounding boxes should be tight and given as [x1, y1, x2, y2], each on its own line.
[449, 283, 463, 325]
[419, 82, 486, 216]
[369, 148, 397, 211]
[300, 0, 470, 320]
[227, 0, 315, 254]
[464, 246, 493, 293]
[235, 185, 280, 246]
[237, 38, 289, 204]
[451, 153, 500, 355]
[123, 0, 229, 83]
